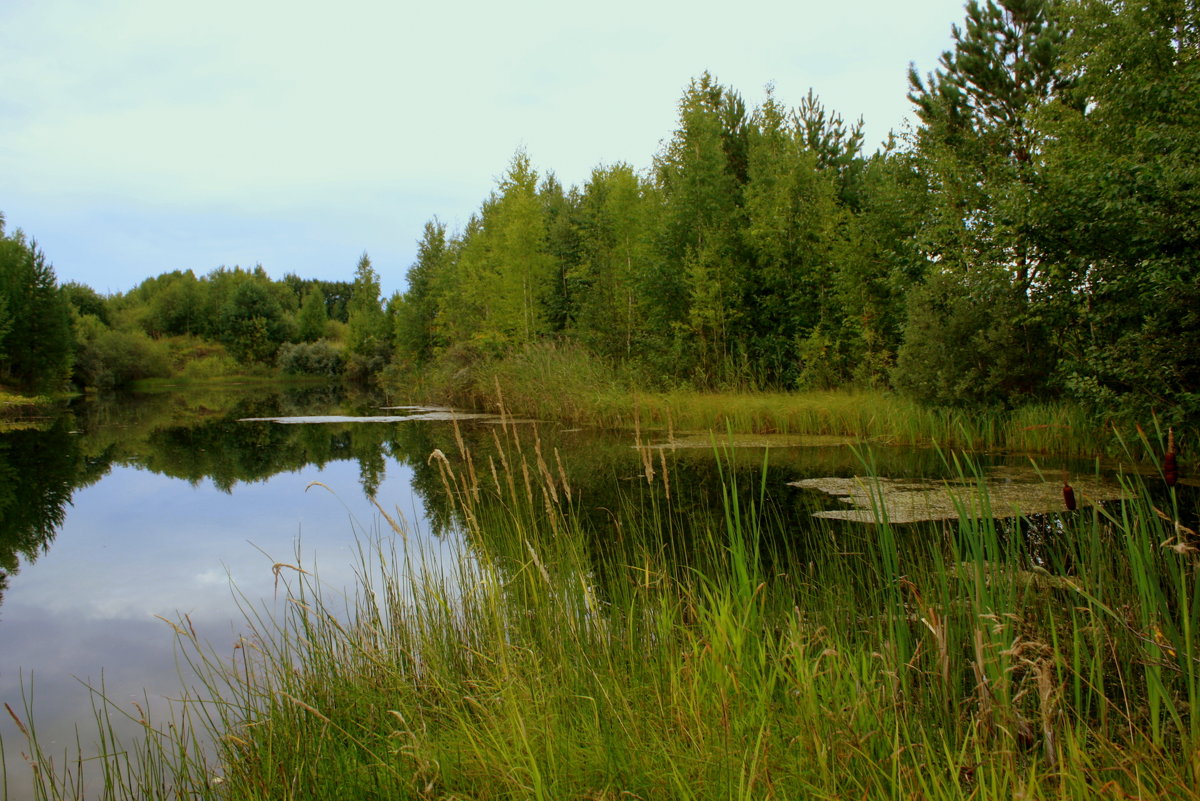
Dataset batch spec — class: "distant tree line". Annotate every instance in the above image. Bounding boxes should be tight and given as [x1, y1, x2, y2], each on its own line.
[0, 0, 1194, 422]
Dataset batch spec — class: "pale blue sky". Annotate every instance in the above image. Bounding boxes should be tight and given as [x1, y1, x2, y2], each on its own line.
[0, 0, 967, 297]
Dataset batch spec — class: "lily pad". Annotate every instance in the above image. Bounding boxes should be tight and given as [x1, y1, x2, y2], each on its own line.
[790, 467, 1127, 523]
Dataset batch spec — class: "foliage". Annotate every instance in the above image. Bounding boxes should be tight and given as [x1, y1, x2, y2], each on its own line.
[0, 219, 75, 391]
[295, 286, 328, 342]
[218, 279, 289, 364]
[1032, 0, 1200, 421]
[344, 253, 391, 381]
[894, 268, 1055, 406]
[276, 339, 344, 378]
[72, 313, 173, 388]
[4, 0, 1196, 418]
[392, 220, 448, 364]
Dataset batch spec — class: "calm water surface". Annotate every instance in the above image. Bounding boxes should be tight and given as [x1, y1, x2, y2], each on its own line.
[0, 387, 461, 798]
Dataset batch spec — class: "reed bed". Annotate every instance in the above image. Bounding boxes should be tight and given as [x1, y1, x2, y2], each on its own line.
[5, 422, 1198, 800]
[394, 342, 1180, 459]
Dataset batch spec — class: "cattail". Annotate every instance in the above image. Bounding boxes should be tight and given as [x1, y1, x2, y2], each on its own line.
[1164, 427, 1178, 487]
[1062, 476, 1077, 511]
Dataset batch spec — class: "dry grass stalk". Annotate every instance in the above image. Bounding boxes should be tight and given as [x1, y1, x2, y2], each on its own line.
[554, 447, 572, 504]
[534, 430, 558, 505]
[370, 497, 408, 542]
[5, 702, 30, 738]
[1033, 658, 1059, 769]
[971, 628, 995, 736]
[659, 447, 671, 501]
[491, 427, 518, 504]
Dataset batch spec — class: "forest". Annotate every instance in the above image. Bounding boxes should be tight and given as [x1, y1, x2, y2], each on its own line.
[1, 0, 1197, 423]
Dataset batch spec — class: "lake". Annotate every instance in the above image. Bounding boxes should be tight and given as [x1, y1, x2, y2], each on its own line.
[0, 385, 1126, 799]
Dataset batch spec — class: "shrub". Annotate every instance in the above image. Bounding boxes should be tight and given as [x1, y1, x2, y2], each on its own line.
[73, 315, 172, 388]
[277, 340, 345, 378]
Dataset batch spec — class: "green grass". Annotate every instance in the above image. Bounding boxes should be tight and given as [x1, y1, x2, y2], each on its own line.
[6, 424, 1199, 799]
[386, 342, 1181, 460]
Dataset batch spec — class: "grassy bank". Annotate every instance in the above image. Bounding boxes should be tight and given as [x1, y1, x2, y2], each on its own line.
[8, 423, 1198, 799]
[386, 343, 1185, 460]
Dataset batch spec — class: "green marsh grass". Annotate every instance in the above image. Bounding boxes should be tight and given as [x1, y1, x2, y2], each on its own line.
[391, 342, 1181, 460]
[5, 421, 1199, 799]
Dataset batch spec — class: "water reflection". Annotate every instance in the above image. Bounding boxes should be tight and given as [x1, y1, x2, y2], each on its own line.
[0, 418, 85, 607]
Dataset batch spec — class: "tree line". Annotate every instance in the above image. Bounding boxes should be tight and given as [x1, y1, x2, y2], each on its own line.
[391, 0, 1198, 421]
[1, 0, 1195, 421]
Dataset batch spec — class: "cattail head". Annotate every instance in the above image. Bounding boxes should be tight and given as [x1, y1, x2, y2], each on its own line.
[1062, 480, 1077, 511]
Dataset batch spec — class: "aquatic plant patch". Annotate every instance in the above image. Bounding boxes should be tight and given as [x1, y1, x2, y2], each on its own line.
[791, 466, 1128, 523]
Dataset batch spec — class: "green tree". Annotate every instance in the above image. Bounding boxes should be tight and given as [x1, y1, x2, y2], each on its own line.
[572, 164, 656, 362]
[345, 252, 390, 378]
[831, 147, 931, 386]
[743, 89, 844, 386]
[0, 220, 75, 391]
[297, 286, 328, 342]
[898, 0, 1067, 402]
[908, 0, 1066, 286]
[394, 220, 448, 364]
[653, 73, 751, 384]
[1033, 0, 1200, 418]
[539, 173, 583, 333]
[894, 268, 1054, 405]
[219, 280, 288, 363]
[61, 281, 110, 324]
[436, 152, 556, 353]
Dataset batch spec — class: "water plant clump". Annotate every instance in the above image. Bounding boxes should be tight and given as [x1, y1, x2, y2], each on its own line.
[791, 464, 1128, 523]
[5, 423, 1199, 800]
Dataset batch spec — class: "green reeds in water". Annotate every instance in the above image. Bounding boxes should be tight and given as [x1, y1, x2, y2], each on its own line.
[6, 425, 1199, 799]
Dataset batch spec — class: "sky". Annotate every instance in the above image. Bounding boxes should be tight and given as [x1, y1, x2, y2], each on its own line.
[0, 0, 967, 298]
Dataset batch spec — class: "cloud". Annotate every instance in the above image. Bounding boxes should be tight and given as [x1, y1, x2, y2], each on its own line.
[0, 0, 966, 293]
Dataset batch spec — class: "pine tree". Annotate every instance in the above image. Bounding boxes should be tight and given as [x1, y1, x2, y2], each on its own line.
[653, 73, 752, 384]
[896, 0, 1067, 404]
[908, 0, 1067, 287]
[0, 221, 74, 391]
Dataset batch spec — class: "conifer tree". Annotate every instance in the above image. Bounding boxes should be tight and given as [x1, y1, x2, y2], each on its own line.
[897, 0, 1067, 404]
[654, 73, 751, 384]
[345, 253, 390, 376]
[908, 0, 1066, 283]
[0, 220, 74, 390]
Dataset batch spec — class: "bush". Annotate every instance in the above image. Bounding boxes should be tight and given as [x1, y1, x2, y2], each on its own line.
[73, 315, 172, 388]
[277, 340, 345, 378]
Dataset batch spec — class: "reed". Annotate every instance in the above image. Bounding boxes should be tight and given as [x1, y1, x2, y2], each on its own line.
[5, 422, 1198, 799]
[389, 343, 1179, 459]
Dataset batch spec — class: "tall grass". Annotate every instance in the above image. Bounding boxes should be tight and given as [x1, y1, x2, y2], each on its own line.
[388, 342, 1180, 459]
[5, 422, 1198, 799]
